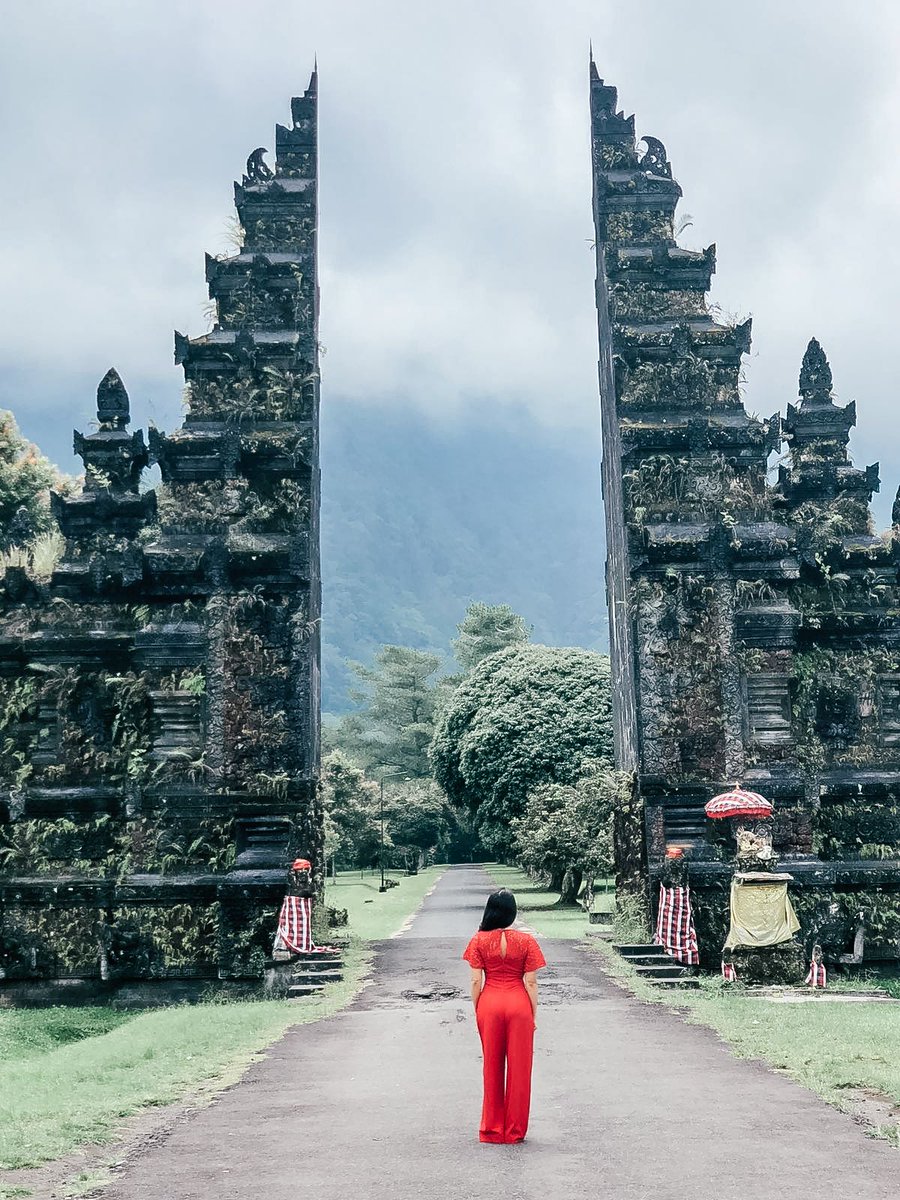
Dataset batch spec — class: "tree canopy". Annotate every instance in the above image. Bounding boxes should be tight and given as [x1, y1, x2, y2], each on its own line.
[430, 644, 614, 855]
[321, 751, 382, 869]
[385, 779, 463, 869]
[322, 752, 468, 871]
[452, 602, 531, 673]
[512, 760, 621, 903]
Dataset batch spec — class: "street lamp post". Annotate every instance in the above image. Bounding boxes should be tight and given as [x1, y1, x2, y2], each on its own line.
[379, 769, 407, 892]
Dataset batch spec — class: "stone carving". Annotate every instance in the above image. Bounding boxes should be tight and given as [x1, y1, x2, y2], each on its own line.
[639, 135, 672, 179]
[798, 336, 833, 406]
[245, 146, 274, 184]
[96, 367, 131, 429]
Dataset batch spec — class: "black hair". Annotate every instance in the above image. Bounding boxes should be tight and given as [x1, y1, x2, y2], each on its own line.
[479, 889, 517, 931]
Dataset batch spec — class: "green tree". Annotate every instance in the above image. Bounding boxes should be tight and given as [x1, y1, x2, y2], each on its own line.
[335, 646, 442, 777]
[385, 779, 461, 869]
[321, 751, 382, 870]
[452, 602, 531, 673]
[512, 761, 622, 904]
[430, 645, 613, 857]
[0, 412, 59, 553]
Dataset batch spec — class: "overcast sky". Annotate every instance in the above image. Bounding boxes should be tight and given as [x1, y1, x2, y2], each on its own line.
[3, 1, 900, 522]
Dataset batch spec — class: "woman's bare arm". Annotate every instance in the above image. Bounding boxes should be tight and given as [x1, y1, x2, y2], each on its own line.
[523, 970, 538, 1026]
[470, 967, 483, 1010]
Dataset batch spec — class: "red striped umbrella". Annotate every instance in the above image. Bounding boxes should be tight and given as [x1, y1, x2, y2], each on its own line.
[705, 787, 773, 820]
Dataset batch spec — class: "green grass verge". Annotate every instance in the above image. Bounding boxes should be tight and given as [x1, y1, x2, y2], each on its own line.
[325, 865, 447, 939]
[0, 940, 372, 1170]
[590, 936, 900, 1146]
[483, 863, 613, 940]
[0, 1007, 133, 1064]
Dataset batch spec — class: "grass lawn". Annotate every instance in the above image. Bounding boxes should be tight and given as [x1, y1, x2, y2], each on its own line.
[0, 1007, 132, 1063]
[0, 941, 371, 1171]
[483, 863, 613, 940]
[325, 864, 447, 939]
[589, 922, 900, 1146]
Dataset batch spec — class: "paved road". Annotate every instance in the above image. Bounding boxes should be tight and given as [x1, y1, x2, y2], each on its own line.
[106, 865, 899, 1200]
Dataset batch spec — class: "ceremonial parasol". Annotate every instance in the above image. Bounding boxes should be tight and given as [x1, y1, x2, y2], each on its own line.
[705, 785, 773, 820]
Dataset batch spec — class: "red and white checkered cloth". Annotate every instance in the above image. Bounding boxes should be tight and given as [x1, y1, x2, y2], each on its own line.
[722, 961, 738, 982]
[654, 884, 700, 966]
[805, 959, 827, 988]
[276, 895, 336, 954]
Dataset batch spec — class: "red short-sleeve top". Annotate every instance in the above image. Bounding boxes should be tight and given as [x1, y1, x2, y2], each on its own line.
[462, 928, 546, 985]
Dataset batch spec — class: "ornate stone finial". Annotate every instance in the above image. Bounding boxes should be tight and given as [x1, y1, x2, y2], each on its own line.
[640, 135, 672, 179]
[798, 337, 834, 407]
[245, 147, 274, 184]
[589, 47, 600, 84]
[892, 483, 900, 527]
[96, 367, 130, 429]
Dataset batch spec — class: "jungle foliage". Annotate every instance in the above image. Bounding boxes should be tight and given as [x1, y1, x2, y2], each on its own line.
[0, 410, 68, 557]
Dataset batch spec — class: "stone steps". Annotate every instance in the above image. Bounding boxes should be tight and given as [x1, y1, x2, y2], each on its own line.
[292, 968, 344, 985]
[613, 942, 700, 989]
[265, 948, 346, 998]
[288, 981, 334, 998]
[288, 951, 344, 997]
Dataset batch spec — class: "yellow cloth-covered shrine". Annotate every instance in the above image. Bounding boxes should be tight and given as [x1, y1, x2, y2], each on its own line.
[724, 873, 800, 950]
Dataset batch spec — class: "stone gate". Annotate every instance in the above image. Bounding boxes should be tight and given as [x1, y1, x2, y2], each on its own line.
[590, 61, 900, 963]
[0, 75, 322, 1000]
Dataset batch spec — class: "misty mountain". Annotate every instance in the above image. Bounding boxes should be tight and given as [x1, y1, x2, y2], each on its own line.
[320, 400, 608, 712]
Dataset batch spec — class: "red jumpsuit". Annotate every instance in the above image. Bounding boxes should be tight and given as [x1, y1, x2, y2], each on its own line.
[462, 927, 547, 1143]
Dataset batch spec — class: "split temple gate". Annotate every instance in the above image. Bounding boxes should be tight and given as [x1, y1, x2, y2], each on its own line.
[0, 76, 322, 1000]
[590, 62, 900, 964]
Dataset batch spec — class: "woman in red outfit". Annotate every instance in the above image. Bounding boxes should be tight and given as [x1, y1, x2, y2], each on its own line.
[463, 889, 546, 1144]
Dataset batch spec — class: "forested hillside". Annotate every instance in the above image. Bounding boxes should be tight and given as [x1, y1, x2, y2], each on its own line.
[320, 399, 607, 712]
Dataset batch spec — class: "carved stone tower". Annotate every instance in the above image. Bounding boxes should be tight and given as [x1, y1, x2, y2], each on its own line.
[151, 70, 322, 870]
[0, 77, 323, 998]
[591, 61, 899, 963]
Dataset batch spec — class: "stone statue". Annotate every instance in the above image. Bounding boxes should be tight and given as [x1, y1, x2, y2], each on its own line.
[245, 147, 274, 183]
[639, 135, 672, 178]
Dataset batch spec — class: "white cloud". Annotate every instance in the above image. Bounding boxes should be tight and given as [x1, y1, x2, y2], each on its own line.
[3, 0, 900, 517]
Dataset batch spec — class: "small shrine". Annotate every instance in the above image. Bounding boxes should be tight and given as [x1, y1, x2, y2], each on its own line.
[707, 788, 803, 983]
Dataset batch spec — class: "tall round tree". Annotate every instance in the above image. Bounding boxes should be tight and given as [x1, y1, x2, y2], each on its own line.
[430, 644, 613, 856]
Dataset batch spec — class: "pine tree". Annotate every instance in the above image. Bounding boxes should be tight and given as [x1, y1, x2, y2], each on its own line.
[452, 602, 531, 673]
